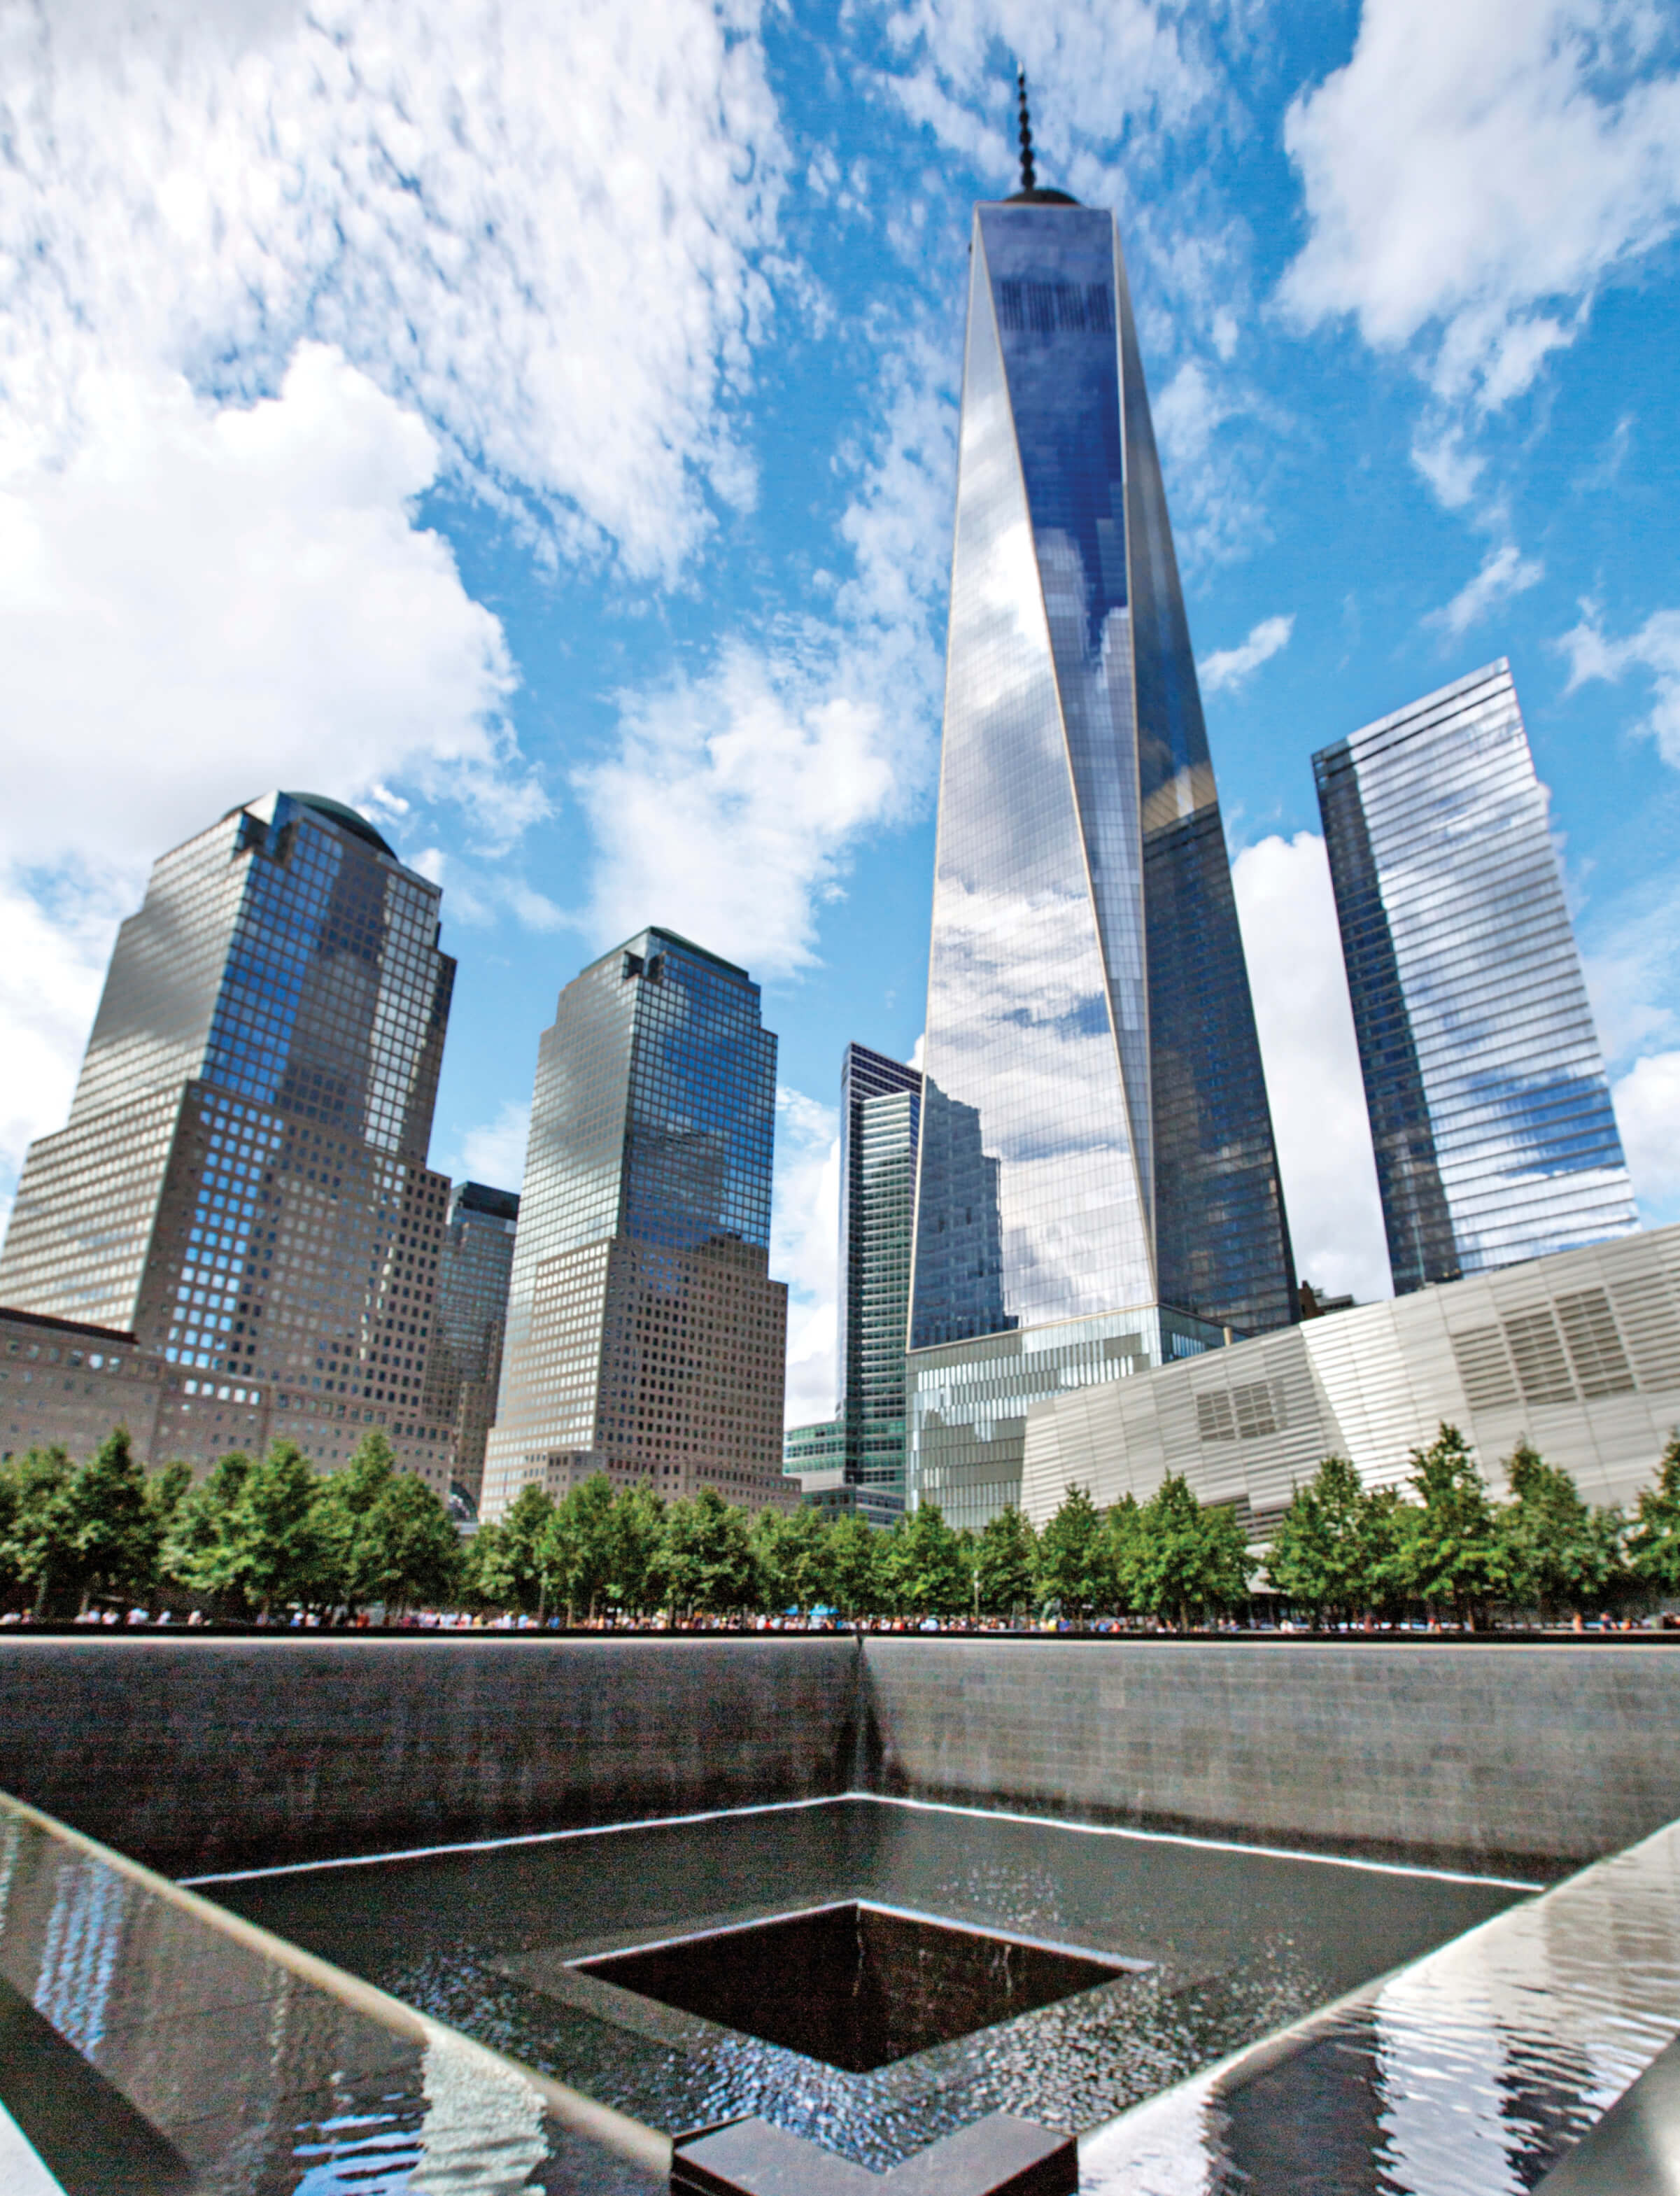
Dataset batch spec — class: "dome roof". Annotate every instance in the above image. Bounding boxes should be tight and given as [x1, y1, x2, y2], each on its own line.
[279, 793, 395, 858]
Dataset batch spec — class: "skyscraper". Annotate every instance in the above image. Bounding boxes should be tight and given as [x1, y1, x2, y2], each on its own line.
[905, 99, 1294, 1528]
[424, 1181, 520, 1509]
[1315, 659, 1639, 1295]
[481, 927, 790, 1519]
[0, 791, 457, 1486]
[838, 1044, 922, 1526]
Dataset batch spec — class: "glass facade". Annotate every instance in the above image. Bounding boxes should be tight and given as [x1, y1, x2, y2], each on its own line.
[0, 792, 458, 1488]
[835, 1045, 922, 1526]
[423, 1181, 520, 1509]
[907, 190, 1290, 1524]
[481, 928, 790, 1519]
[1315, 660, 1639, 1295]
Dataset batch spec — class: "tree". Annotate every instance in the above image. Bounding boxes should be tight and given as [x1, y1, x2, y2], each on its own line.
[974, 1505, 1038, 1621]
[55, 1428, 160, 1614]
[611, 1485, 668, 1617]
[1628, 1433, 1680, 1596]
[162, 1451, 256, 1617]
[1267, 1456, 1371, 1626]
[315, 1433, 399, 1614]
[1502, 1440, 1623, 1619]
[1396, 1423, 1512, 1628]
[2, 1448, 77, 1620]
[544, 1474, 619, 1623]
[1129, 1474, 1251, 1629]
[1035, 1487, 1112, 1623]
[351, 1469, 461, 1615]
[880, 1502, 967, 1619]
[467, 1484, 556, 1615]
[1103, 1495, 1145, 1615]
[824, 1512, 880, 1619]
[224, 1440, 327, 1618]
[751, 1502, 829, 1616]
[661, 1487, 756, 1618]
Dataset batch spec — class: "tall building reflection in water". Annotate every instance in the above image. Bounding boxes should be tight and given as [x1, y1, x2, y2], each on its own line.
[908, 93, 1294, 1527]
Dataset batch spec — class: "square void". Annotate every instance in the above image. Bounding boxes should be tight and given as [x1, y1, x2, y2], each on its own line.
[574, 1901, 1130, 2073]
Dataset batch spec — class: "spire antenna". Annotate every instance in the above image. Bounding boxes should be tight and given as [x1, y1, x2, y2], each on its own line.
[1016, 66, 1036, 195]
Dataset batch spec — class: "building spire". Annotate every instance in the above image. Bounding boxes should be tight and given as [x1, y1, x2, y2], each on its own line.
[1017, 67, 1036, 195]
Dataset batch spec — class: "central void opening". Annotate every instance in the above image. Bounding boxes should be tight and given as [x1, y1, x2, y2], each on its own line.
[576, 1900, 1131, 2071]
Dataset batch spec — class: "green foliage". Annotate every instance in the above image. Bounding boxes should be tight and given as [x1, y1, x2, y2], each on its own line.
[1396, 1423, 1513, 1627]
[350, 1467, 462, 1614]
[1628, 1433, 1680, 1595]
[1128, 1474, 1251, 1628]
[162, 1452, 255, 1616]
[974, 1505, 1038, 1619]
[1502, 1441, 1623, 1616]
[2, 1447, 78, 1619]
[661, 1486, 756, 1617]
[467, 1484, 556, 1615]
[544, 1474, 620, 1622]
[824, 1512, 881, 1618]
[1267, 1456, 1371, 1624]
[610, 1485, 668, 1616]
[1035, 1486, 1112, 1621]
[751, 1502, 830, 1614]
[880, 1501, 967, 1618]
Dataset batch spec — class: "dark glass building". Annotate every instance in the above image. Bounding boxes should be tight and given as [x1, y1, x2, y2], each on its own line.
[0, 791, 457, 1487]
[423, 1180, 519, 1509]
[1315, 661, 1639, 1295]
[482, 927, 790, 1517]
[838, 1044, 922, 1526]
[907, 154, 1292, 1526]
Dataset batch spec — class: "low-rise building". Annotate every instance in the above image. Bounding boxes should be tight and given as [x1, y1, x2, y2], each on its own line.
[1019, 1224, 1680, 1534]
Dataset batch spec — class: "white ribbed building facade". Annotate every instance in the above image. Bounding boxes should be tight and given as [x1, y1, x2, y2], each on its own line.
[1020, 1225, 1680, 1532]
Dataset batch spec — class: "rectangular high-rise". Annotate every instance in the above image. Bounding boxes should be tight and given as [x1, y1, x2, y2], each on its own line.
[481, 928, 790, 1518]
[1315, 660, 1639, 1295]
[838, 1044, 922, 1526]
[0, 791, 458, 1486]
[423, 1180, 519, 1509]
[906, 154, 1292, 1528]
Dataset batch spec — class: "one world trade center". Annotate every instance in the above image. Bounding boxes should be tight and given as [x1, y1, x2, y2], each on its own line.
[907, 88, 1296, 1527]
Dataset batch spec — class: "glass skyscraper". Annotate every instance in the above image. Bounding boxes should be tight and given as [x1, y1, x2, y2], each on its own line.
[423, 1180, 520, 1510]
[481, 927, 790, 1519]
[838, 1043, 922, 1526]
[0, 791, 458, 1487]
[907, 160, 1293, 1527]
[1315, 660, 1639, 1295]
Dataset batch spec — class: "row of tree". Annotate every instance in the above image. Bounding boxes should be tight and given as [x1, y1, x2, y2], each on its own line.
[3, 1422, 1678, 1627]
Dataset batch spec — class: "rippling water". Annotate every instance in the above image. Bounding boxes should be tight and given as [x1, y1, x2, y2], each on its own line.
[1079, 1817, 1680, 2194]
[210, 1799, 1528, 2177]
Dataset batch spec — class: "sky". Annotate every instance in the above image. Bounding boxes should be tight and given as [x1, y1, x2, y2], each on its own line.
[2, 0, 1678, 1429]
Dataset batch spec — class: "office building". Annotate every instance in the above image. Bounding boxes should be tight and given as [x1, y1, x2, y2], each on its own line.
[481, 928, 791, 1518]
[906, 107, 1292, 1528]
[1020, 1221, 1680, 1532]
[424, 1181, 519, 1509]
[0, 791, 456, 1488]
[1315, 661, 1639, 1295]
[782, 1416, 851, 1516]
[838, 1044, 922, 1524]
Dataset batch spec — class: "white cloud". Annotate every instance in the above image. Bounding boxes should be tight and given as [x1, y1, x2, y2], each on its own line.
[1231, 832, 1392, 1304]
[1199, 613, 1294, 696]
[0, 346, 529, 875]
[1560, 603, 1680, 765]
[772, 1087, 841, 1427]
[1429, 541, 1544, 636]
[1411, 427, 1486, 510]
[456, 1101, 532, 1195]
[1613, 1051, 1680, 1217]
[574, 345, 953, 980]
[1282, 0, 1680, 409]
[0, 344, 530, 1199]
[2, 0, 788, 579]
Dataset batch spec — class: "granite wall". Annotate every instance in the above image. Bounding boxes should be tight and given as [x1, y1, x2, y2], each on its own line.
[0, 1635, 860, 1874]
[859, 1638, 1680, 1874]
[3, 1635, 1679, 1880]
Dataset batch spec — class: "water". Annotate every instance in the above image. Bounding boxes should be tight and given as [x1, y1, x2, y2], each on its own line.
[204, 1797, 1528, 2175]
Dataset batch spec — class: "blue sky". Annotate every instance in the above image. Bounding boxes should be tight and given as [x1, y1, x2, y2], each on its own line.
[2, 0, 1677, 1423]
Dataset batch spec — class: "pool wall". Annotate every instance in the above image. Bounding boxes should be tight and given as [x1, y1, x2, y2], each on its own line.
[3, 1634, 1679, 1876]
